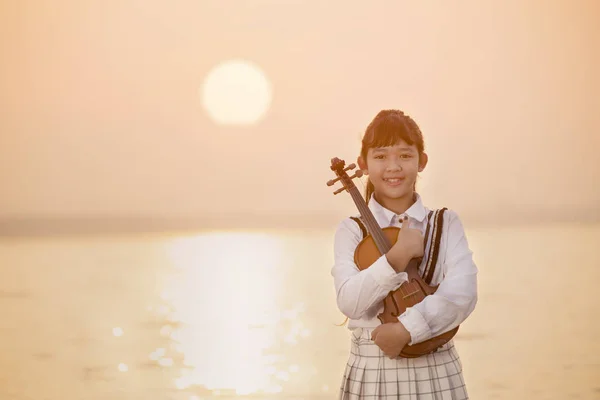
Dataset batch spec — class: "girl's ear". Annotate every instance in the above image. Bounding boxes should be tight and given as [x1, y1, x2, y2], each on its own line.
[357, 156, 368, 174]
[418, 152, 428, 172]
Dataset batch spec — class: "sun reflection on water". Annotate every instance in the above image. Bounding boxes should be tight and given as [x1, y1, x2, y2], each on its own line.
[155, 231, 307, 395]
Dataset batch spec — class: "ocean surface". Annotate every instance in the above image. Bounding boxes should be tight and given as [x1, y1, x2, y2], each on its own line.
[0, 224, 599, 400]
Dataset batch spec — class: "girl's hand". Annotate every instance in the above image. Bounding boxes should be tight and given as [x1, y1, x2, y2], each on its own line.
[371, 322, 412, 358]
[386, 217, 424, 272]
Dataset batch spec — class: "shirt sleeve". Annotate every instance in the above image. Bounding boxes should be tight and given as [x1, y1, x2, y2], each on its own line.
[331, 218, 409, 320]
[398, 210, 478, 345]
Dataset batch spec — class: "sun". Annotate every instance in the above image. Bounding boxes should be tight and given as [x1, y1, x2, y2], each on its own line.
[200, 60, 272, 126]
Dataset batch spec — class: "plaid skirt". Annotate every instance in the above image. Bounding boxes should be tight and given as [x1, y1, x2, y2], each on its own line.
[339, 328, 468, 400]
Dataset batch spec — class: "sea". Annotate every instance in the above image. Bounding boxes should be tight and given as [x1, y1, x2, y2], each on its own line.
[0, 223, 599, 399]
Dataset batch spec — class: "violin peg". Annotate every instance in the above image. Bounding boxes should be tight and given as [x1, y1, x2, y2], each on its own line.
[350, 170, 364, 179]
[333, 187, 345, 195]
[326, 177, 340, 186]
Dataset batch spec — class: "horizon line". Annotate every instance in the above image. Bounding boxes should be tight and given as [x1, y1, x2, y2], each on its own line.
[1, 210, 598, 237]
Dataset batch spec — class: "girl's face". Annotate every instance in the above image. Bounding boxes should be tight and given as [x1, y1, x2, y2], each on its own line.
[358, 140, 428, 206]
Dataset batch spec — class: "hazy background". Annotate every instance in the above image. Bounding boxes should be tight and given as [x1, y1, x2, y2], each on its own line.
[1, 2, 600, 400]
[1, 0, 599, 234]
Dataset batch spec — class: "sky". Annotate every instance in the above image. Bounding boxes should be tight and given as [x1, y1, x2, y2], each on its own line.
[1, 0, 599, 231]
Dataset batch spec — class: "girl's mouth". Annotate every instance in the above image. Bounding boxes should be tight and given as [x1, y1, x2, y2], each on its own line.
[384, 178, 404, 186]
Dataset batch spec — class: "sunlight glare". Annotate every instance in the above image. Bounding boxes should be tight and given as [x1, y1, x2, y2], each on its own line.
[163, 232, 286, 394]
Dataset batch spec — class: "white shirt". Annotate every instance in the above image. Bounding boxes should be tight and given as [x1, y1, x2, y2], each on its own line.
[331, 193, 478, 345]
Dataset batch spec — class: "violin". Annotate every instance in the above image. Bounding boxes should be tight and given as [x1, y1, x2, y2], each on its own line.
[327, 157, 458, 358]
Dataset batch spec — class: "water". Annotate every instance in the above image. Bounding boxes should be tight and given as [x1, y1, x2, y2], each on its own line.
[0, 224, 599, 399]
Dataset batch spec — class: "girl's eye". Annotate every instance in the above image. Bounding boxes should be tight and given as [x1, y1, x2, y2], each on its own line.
[374, 155, 385, 159]
[400, 154, 412, 159]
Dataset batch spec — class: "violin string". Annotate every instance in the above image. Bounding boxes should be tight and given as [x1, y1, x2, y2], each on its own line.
[349, 182, 389, 252]
[358, 178, 390, 252]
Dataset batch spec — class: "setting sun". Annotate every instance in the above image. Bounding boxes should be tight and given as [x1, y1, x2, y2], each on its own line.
[200, 60, 272, 126]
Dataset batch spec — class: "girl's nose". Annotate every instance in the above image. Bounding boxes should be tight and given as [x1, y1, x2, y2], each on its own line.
[386, 160, 403, 171]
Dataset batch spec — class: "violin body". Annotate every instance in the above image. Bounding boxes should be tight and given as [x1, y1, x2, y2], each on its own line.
[354, 226, 459, 358]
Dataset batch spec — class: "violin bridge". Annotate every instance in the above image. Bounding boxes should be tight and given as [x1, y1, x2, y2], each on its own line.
[402, 290, 421, 299]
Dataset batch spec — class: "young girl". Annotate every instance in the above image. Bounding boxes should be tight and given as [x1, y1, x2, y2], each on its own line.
[331, 109, 478, 399]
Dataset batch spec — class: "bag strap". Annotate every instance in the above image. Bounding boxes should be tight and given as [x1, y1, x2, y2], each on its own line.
[349, 216, 367, 238]
[422, 210, 435, 257]
[422, 208, 447, 284]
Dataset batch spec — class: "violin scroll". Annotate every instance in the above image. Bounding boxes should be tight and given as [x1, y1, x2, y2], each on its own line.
[326, 158, 364, 195]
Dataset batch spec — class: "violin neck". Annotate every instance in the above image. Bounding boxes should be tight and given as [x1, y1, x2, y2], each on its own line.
[347, 185, 391, 254]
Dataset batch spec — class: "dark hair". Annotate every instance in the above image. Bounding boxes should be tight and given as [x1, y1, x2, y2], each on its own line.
[360, 109, 425, 203]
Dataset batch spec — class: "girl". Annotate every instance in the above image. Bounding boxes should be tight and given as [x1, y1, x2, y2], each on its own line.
[331, 109, 478, 399]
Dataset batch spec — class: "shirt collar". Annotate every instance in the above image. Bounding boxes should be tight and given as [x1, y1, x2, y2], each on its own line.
[368, 192, 428, 227]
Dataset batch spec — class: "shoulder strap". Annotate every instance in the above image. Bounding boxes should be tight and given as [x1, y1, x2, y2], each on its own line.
[349, 216, 367, 238]
[422, 210, 435, 255]
[422, 208, 447, 284]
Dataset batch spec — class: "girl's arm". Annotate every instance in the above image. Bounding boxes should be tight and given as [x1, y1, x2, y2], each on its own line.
[331, 218, 408, 320]
[398, 210, 478, 345]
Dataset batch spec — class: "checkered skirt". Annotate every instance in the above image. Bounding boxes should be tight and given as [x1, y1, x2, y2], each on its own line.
[339, 328, 468, 399]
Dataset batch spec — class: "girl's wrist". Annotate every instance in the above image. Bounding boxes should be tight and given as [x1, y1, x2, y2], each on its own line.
[386, 250, 411, 273]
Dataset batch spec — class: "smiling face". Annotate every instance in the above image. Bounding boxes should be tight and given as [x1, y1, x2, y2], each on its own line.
[357, 109, 428, 212]
[358, 140, 428, 210]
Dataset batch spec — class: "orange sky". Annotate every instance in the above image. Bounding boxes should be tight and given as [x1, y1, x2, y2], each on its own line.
[1, 0, 599, 227]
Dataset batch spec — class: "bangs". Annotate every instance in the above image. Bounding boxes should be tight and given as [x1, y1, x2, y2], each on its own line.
[362, 115, 420, 152]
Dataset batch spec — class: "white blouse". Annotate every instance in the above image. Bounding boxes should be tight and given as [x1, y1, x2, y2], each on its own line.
[331, 193, 478, 345]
